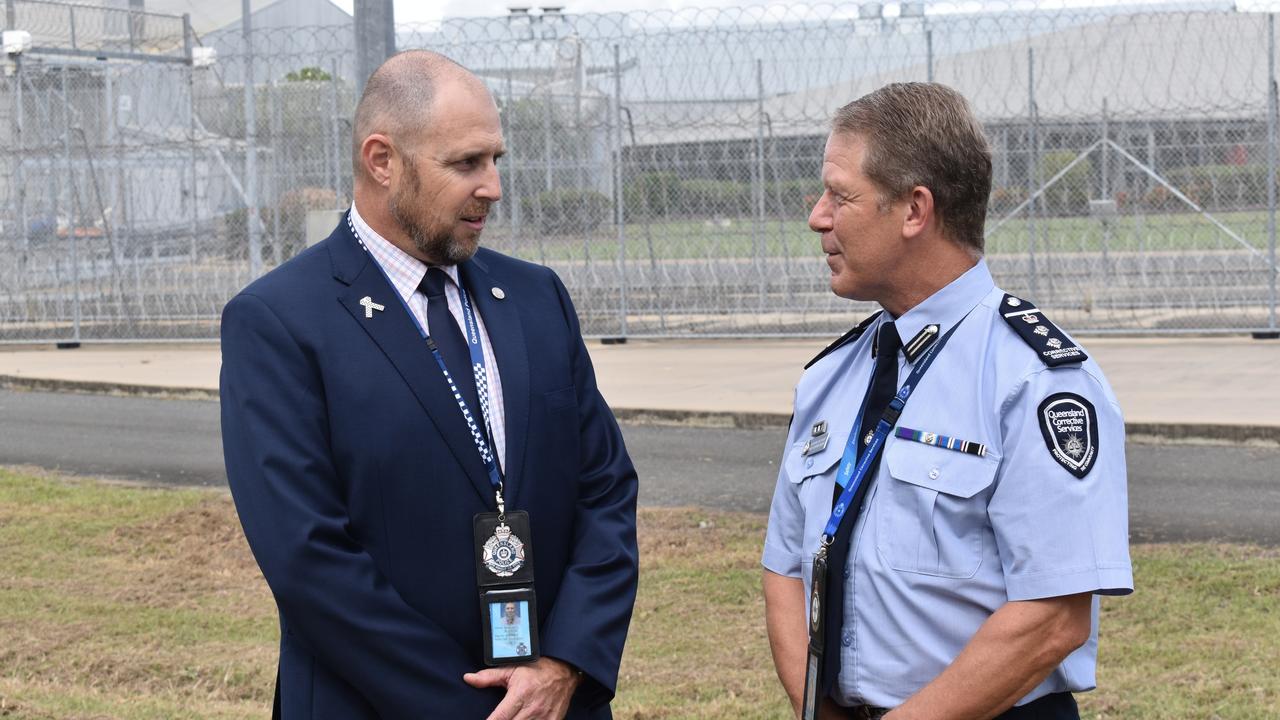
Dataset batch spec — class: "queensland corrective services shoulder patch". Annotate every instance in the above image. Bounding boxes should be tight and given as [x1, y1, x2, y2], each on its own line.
[1037, 393, 1099, 478]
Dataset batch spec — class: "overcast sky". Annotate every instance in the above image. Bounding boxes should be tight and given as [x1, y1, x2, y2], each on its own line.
[321, 0, 788, 25]
[323, 0, 1263, 27]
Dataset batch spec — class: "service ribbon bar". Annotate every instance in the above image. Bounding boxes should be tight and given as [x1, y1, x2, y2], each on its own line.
[894, 427, 987, 457]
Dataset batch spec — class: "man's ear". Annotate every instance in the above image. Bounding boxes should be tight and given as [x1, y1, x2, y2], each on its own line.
[361, 133, 395, 187]
[902, 185, 934, 241]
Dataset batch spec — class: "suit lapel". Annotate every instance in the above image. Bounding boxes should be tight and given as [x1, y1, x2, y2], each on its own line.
[461, 257, 531, 507]
[329, 215, 494, 505]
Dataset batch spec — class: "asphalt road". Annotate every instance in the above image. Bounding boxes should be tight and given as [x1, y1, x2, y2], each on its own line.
[2, 389, 1278, 545]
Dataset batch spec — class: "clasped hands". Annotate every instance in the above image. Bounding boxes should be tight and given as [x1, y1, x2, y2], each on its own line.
[464, 656, 581, 720]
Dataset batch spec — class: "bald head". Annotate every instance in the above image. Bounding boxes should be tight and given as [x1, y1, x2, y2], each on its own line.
[351, 50, 490, 178]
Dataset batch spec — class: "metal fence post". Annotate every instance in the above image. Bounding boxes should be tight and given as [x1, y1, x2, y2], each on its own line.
[754, 58, 767, 312]
[1268, 13, 1278, 334]
[542, 84, 554, 194]
[266, 79, 280, 266]
[331, 56, 342, 205]
[613, 44, 628, 338]
[243, 0, 261, 279]
[188, 62, 199, 267]
[926, 28, 934, 83]
[1100, 97, 1111, 278]
[503, 72, 522, 249]
[60, 64, 80, 344]
[1027, 46, 1039, 300]
[14, 54, 27, 260]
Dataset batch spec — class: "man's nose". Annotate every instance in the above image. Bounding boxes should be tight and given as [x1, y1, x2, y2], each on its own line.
[809, 192, 832, 233]
[477, 162, 502, 202]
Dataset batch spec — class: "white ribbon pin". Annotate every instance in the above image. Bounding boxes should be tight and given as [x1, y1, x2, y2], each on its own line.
[359, 296, 385, 318]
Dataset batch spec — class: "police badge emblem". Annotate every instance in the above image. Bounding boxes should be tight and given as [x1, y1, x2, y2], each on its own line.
[483, 522, 526, 577]
[1037, 393, 1099, 478]
[474, 510, 536, 586]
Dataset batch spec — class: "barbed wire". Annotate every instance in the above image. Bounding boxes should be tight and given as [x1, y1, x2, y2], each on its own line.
[2, 2, 1279, 340]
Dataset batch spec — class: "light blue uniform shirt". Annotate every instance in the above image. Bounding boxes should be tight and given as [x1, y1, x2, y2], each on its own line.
[762, 260, 1133, 709]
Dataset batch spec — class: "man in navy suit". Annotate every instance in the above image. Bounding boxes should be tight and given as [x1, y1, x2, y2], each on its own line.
[220, 50, 639, 719]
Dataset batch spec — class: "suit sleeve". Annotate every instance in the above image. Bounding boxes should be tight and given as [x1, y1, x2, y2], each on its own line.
[539, 272, 640, 708]
[220, 292, 483, 715]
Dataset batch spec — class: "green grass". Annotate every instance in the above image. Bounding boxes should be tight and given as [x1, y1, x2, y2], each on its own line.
[483, 210, 1275, 264]
[1, 468, 1278, 718]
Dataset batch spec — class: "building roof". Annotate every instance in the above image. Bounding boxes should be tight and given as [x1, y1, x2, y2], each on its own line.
[633, 10, 1274, 147]
[143, 0, 349, 36]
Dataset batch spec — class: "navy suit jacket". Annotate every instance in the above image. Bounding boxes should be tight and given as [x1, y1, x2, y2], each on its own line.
[220, 216, 639, 719]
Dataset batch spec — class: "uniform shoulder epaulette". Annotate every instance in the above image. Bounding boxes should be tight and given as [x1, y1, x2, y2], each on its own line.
[998, 294, 1088, 367]
[804, 311, 882, 369]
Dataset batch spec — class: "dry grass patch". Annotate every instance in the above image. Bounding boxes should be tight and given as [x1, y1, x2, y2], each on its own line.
[1, 469, 1278, 719]
[0, 469, 275, 719]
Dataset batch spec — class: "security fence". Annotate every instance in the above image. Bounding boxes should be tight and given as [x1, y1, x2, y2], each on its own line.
[2, 3, 1279, 342]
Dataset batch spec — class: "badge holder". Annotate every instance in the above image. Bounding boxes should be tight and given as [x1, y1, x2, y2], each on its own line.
[800, 546, 828, 720]
[474, 503, 539, 666]
[480, 586, 540, 665]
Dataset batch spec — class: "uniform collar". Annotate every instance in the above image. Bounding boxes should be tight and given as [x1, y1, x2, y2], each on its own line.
[349, 201, 460, 304]
[880, 259, 994, 363]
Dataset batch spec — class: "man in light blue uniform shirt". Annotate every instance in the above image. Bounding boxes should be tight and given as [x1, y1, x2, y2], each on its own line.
[762, 83, 1133, 720]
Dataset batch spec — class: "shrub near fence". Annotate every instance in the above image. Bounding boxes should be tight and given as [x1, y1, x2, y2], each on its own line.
[1164, 164, 1270, 210]
[522, 189, 612, 235]
[625, 173, 817, 219]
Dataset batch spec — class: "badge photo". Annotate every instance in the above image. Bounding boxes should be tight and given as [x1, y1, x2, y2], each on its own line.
[480, 587, 540, 666]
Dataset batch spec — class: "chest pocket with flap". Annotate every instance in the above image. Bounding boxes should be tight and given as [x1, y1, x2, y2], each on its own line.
[876, 439, 998, 579]
[783, 429, 848, 564]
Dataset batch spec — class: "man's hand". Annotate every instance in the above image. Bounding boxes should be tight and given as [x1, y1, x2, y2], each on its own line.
[464, 656, 582, 720]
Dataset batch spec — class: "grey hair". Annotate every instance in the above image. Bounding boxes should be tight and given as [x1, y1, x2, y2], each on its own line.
[833, 82, 992, 252]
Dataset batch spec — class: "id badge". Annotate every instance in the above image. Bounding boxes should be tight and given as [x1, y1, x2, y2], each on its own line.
[801, 549, 829, 720]
[474, 511, 539, 666]
[473, 511, 536, 588]
[808, 548, 827, 650]
[480, 587, 540, 665]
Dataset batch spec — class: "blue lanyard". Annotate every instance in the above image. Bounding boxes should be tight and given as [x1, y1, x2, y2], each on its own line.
[349, 218, 505, 496]
[820, 316, 968, 544]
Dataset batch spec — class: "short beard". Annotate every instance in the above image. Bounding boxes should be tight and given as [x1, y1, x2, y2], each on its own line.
[388, 159, 479, 265]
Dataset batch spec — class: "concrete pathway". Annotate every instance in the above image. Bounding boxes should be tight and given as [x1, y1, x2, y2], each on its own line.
[1, 336, 1277, 440]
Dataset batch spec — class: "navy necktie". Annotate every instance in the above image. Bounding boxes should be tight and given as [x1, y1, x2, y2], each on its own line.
[821, 320, 901, 696]
[420, 268, 484, 429]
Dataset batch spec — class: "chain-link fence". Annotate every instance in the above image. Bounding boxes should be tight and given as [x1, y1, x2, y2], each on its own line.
[3, 2, 1279, 342]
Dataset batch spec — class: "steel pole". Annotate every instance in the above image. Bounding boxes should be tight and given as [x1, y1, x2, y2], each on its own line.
[14, 54, 27, 259]
[61, 65, 80, 343]
[243, 0, 260, 278]
[188, 63, 199, 264]
[354, 0, 395, 98]
[613, 44, 628, 338]
[1268, 13, 1277, 332]
[1027, 47, 1038, 300]
[1101, 98, 1111, 278]
[755, 58, 767, 312]
[926, 28, 934, 83]
[331, 56, 342, 205]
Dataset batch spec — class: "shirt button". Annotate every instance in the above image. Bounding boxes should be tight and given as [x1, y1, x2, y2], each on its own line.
[841, 631, 852, 647]
[928, 467, 940, 480]
[805, 458, 814, 469]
